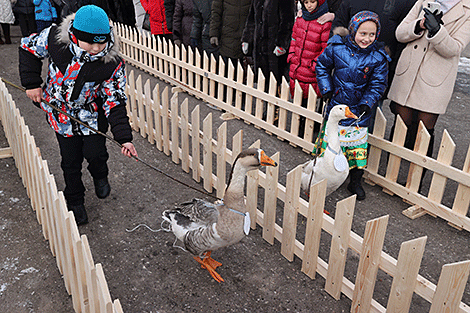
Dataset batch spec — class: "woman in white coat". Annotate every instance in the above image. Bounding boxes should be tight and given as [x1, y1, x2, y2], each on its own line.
[388, 0, 470, 156]
[0, 0, 15, 44]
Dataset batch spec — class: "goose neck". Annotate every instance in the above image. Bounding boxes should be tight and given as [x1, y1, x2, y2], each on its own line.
[325, 119, 341, 151]
[224, 163, 248, 211]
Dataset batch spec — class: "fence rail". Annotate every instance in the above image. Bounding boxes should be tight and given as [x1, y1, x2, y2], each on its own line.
[114, 22, 470, 234]
[123, 72, 470, 312]
[0, 80, 122, 312]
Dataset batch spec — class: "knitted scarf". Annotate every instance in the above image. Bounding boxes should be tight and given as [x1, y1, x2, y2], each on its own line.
[302, 0, 329, 21]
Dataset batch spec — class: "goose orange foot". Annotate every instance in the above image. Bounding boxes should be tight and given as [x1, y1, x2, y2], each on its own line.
[194, 251, 224, 283]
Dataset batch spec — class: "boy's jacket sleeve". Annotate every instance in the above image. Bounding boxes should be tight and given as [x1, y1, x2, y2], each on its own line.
[18, 28, 52, 90]
[103, 61, 133, 144]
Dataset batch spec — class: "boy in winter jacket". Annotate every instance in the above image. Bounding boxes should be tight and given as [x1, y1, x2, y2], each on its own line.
[315, 11, 390, 200]
[288, 0, 331, 137]
[19, 5, 138, 225]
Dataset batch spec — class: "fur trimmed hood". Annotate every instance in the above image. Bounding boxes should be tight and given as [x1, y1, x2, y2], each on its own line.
[56, 13, 121, 63]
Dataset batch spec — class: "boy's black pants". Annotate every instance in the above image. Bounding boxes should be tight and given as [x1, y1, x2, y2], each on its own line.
[56, 133, 109, 206]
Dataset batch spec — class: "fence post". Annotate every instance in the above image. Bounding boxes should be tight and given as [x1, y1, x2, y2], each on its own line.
[202, 113, 213, 192]
[144, 79, 154, 144]
[405, 122, 430, 193]
[301, 179, 327, 279]
[136, 75, 145, 136]
[351, 215, 389, 313]
[181, 98, 190, 173]
[170, 92, 180, 164]
[191, 106, 201, 182]
[387, 236, 427, 312]
[153, 84, 163, 151]
[428, 130, 455, 202]
[325, 195, 356, 299]
[262, 152, 280, 243]
[429, 260, 470, 313]
[449, 145, 470, 227]
[383, 115, 406, 195]
[216, 122, 227, 199]
[162, 87, 170, 155]
[277, 77, 289, 136]
[281, 165, 302, 262]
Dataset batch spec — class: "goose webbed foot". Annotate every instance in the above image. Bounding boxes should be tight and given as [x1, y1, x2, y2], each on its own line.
[194, 251, 224, 283]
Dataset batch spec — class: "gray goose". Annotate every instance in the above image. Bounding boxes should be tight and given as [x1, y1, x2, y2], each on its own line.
[162, 148, 277, 282]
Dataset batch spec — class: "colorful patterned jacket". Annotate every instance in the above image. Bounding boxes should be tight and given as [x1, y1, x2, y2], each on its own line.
[18, 13, 132, 144]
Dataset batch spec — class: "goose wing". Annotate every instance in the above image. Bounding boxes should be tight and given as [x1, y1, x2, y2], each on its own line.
[176, 198, 219, 226]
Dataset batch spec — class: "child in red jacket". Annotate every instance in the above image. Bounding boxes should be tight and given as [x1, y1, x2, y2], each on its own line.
[288, 0, 332, 137]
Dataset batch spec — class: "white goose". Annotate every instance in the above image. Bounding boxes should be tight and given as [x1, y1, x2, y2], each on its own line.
[162, 148, 277, 282]
[301, 105, 358, 196]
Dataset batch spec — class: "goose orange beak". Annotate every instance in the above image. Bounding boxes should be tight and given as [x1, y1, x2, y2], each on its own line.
[345, 106, 358, 119]
[260, 150, 277, 167]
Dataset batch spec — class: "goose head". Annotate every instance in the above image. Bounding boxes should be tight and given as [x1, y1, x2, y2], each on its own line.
[328, 105, 358, 123]
[225, 148, 277, 193]
[232, 148, 277, 172]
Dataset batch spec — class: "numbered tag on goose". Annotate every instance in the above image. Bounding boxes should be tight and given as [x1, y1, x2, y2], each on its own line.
[244, 212, 251, 235]
[334, 154, 348, 172]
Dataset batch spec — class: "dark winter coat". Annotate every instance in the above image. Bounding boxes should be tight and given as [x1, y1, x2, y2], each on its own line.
[13, 0, 35, 15]
[18, 14, 132, 143]
[288, 16, 331, 98]
[316, 35, 390, 127]
[191, 0, 217, 55]
[241, 0, 295, 72]
[106, 0, 137, 27]
[331, 0, 417, 83]
[172, 0, 192, 45]
[141, 0, 171, 35]
[164, 0, 175, 32]
[209, 0, 251, 59]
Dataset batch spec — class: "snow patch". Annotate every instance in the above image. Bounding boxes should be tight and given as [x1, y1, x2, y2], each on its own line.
[9, 198, 19, 203]
[20, 267, 39, 274]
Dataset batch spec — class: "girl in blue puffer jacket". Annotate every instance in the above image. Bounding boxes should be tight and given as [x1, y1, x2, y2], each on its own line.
[315, 11, 390, 200]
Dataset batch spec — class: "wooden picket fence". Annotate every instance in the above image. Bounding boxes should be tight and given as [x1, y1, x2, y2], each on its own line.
[0, 79, 123, 313]
[115, 23, 470, 233]
[124, 72, 470, 312]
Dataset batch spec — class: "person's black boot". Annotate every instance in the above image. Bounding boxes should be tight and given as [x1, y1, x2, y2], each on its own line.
[347, 168, 366, 200]
[94, 177, 111, 199]
[68, 203, 88, 225]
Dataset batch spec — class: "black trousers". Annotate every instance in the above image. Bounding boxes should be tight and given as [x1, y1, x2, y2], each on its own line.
[56, 133, 109, 205]
[17, 13, 37, 37]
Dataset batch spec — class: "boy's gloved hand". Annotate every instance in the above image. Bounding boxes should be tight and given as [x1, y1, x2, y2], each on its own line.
[322, 91, 333, 102]
[241, 42, 249, 55]
[210, 37, 219, 47]
[360, 105, 371, 116]
[273, 46, 286, 56]
[423, 8, 443, 37]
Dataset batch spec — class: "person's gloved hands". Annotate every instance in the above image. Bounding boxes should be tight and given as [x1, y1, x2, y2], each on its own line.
[241, 42, 249, 55]
[322, 91, 333, 102]
[210, 37, 219, 47]
[360, 104, 371, 116]
[273, 46, 286, 56]
[423, 8, 443, 37]
[174, 39, 182, 47]
[190, 38, 198, 47]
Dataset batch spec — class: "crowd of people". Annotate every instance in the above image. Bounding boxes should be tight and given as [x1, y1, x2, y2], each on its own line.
[12, 0, 470, 224]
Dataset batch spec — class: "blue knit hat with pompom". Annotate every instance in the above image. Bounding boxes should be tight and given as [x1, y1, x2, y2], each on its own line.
[72, 5, 111, 44]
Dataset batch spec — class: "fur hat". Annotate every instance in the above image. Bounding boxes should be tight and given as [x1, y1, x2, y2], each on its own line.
[71, 5, 111, 44]
[348, 11, 381, 43]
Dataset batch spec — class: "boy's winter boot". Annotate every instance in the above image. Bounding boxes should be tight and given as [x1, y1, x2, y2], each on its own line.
[69, 203, 88, 225]
[347, 168, 366, 200]
[94, 177, 111, 199]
